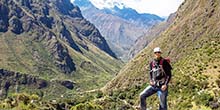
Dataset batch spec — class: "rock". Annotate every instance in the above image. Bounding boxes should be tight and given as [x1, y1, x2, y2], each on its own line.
[0, 69, 49, 94]
[76, 20, 117, 58]
[20, 75, 28, 84]
[4, 81, 10, 92]
[19, 0, 31, 9]
[59, 23, 82, 52]
[21, 16, 33, 32]
[0, 3, 9, 32]
[53, 0, 83, 18]
[38, 16, 54, 29]
[9, 16, 24, 34]
[8, 5, 24, 18]
[37, 80, 47, 89]
[79, 61, 100, 73]
[38, 31, 77, 74]
[50, 41, 76, 73]
[210, 101, 219, 109]
[0, 69, 14, 76]
[60, 80, 74, 90]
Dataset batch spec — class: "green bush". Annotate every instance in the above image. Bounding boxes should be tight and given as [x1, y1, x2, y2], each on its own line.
[196, 93, 213, 106]
[215, 80, 220, 88]
[96, 91, 104, 98]
[70, 102, 103, 110]
[118, 92, 126, 100]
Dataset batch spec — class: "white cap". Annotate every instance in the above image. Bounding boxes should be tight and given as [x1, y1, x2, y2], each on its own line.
[153, 47, 161, 53]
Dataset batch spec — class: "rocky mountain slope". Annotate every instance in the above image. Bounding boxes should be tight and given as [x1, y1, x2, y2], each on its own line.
[128, 13, 176, 59]
[102, 0, 220, 109]
[73, 0, 164, 61]
[2, 0, 220, 110]
[0, 0, 123, 99]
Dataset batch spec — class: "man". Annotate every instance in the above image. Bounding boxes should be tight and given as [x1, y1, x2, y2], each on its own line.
[139, 47, 172, 110]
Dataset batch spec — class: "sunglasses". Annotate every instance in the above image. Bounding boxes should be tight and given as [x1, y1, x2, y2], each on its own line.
[154, 52, 161, 54]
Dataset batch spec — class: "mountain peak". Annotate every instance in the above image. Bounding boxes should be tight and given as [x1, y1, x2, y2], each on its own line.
[102, 5, 164, 25]
[111, 1, 126, 9]
[73, 0, 93, 8]
[74, 0, 164, 61]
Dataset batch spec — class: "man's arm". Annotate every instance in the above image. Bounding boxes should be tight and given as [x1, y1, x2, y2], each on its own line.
[149, 61, 153, 81]
[149, 61, 155, 86]
[164, 69, 171, 85]
[163, 60, 172, 85]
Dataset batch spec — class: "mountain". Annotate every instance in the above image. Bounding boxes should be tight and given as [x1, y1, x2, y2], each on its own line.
[101, 0, 220, 109]
[2, 0, 220, 109]
[73, 0, 164, 61]
[102, 6, 164, 28]
[0, 0, 123, 99]
[128, 13, 176, 59]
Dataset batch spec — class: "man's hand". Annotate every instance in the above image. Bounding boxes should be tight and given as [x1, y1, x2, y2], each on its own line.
[161, 85, 167, 91]
[150, 80, 155, 86]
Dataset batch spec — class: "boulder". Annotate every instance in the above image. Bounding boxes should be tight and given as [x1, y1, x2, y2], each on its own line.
[60, 80, 74, 90]
[9, 16, 24, 34]
[0, 3, 9, 32]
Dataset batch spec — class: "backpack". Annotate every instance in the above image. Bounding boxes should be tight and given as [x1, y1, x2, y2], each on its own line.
[151, 58, 171, 68]
[164, 58, 171, 64]
[151, 58, 171, 80]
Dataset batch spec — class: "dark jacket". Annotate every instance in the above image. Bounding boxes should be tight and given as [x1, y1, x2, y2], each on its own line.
[149, 57, 172, 85]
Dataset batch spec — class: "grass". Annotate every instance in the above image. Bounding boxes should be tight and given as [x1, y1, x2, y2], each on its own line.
[98, 0, 220, 109]
[0, 0, 125, 109]
[3, 0, 220, 109]
[0, 30, 123, 100]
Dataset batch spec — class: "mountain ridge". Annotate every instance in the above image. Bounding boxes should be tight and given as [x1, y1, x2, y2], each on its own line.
[1, 0, 220, 109]
[0, 0, 123, 99]
[102, 5, 164, 28]
[128, 13, 176, 59]
[101, 0, 220, 109]
[73, 0, 164, 61]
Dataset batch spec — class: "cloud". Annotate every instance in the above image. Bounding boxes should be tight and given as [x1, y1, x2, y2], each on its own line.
[89, 0, 184, 17]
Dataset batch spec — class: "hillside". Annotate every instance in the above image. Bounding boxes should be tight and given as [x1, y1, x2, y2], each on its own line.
[1, 0, 220, 110]
[128, 13, 176, 59]
[74, 0, 164, 61]
[0, 0, 123, 99]
[102, 0, 220, 109]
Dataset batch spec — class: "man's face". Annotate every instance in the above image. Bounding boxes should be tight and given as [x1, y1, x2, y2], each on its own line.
[154, 52, 161, 58]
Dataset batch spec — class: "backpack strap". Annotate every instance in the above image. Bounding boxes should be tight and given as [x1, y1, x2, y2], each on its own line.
[159, 58, 167, 77]
[159, 58, 164, 66]
[151, 58, 164, 68]
[151, 60, 155, 68]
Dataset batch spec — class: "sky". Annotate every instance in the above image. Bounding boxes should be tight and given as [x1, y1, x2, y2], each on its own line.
[71, 0, 184, 17]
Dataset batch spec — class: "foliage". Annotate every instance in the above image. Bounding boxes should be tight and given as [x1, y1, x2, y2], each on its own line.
[70, 102, 103, 110]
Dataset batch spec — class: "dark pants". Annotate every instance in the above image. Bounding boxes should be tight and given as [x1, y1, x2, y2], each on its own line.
[140, 85, 168, 110]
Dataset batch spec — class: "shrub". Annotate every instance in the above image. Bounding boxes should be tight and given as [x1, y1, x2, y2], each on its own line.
[70, 102, 103, 110]
[216, 80, 220, 88]
[196, 93, 214, 106]
[95, 91, 103, 98]
[118, 92, 126, 100]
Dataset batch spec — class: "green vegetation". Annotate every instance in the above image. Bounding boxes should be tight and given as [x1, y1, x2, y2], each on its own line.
[1, 0, 220, 109]
[70, 102, 103, 110]
[98, 0, 220, 109]
[0, 0, 123, 105]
